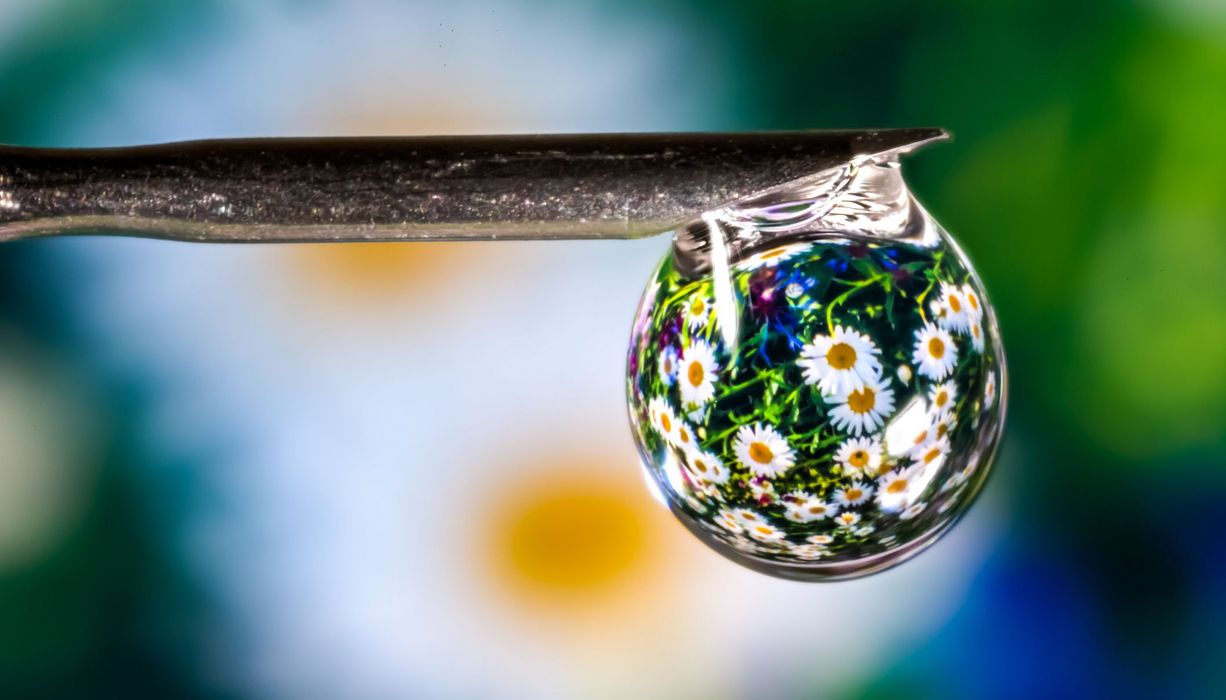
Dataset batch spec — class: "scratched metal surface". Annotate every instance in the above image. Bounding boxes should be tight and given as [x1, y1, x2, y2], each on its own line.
[0, 129, 944, 243]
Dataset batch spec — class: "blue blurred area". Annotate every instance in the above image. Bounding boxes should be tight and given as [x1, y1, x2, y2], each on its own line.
[1, 1, 1224, 698]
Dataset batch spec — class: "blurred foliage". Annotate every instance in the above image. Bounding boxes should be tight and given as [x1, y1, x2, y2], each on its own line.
[0, 245, 223, 696]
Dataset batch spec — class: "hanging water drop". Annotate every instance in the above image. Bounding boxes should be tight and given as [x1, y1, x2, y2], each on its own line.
[625, 147, 1006, 581]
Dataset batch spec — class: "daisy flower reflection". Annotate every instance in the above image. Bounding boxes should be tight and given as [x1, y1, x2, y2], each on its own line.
[913, 323, 958, 381]
[733, 423, 796, 477]
[827, 375, 896, 435]
[797, 325, 883, 396]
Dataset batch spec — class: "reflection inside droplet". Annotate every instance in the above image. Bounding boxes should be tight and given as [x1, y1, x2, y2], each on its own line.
[625, 146, 1006, 581]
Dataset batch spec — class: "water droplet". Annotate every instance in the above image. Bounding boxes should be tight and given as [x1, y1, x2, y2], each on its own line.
[625, 153, 1005, 581]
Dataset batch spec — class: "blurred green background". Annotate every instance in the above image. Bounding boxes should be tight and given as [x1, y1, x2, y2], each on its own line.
[1, 1, 1224, 698]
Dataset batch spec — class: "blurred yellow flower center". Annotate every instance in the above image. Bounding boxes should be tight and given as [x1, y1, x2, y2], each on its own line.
[967, 292, 980, 311]
[809, 505, 826, 514]
[848, 388, 876, 413]
[755, 526, 774, 536]
[949, 295, 962, 313]
[693, 458, 708, 473]
[660, 414, 672, 433]
[690, 298, 705, 315]
[495, 483, 647, 597]
[928, 337, 946, 359]
[687, 361, 705, 387]
[748, 442, 774, 463]
[293, 242, 474, 300]
[678, 427, 691, 444]
[845, 488, 863, 501]
[826, 342, 857, 370]
[923, 447, 942, 464]
[849, 450, 869, 467]
[887, 478, 908, 494]
[759, 248, 789, 260]
[935, 390, 949, 407]
[937, 423, 949, 438]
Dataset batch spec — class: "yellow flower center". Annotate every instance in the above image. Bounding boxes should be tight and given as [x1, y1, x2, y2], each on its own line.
[937, 423, 948, 438]
[949, 294, 962, 313]
[678, 427, 690, 444]
[660, 413, 672, 433]
[973, 324, 982, 339]
[935, 390, 949, 408]
[928, 337, 946, 359]
[826, 342, 857, 370]
[887, 478, 908, 494]
[849, 450, 869, 468]
[741, 511, 759, 522]
[693, 458, 708, 474]
[967, 292, 980, 311]
[759, 247, 790, 260]
[687, 360, 705, 387]
[923, 447, 942, 464]
[809, 505, 826, 515]
[754, 525, 774, 536]
[848, 388, 876, 414]
[748, 441, 774, 464]
[845, 488, 863, 501]
[690, 298, 705, 316]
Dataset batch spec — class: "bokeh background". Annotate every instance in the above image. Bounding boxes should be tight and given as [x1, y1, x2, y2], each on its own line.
[1, 1, 1224, 698]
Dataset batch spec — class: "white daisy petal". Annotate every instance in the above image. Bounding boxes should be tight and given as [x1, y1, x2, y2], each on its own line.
[733, 423, 796, 477]
[835, 511, 861, 528]
[826, 374, 896, 436]
[834, 436, 884, 477]
[833, 481, 874, 507]
[961, 283, 985, 322]
[678, 340, 719, 406]
[684, 448, 729, 485]
[936, 282, 971, 334]
[930, 409, 957, 442]
[685, 294, 711, 331]
[797, 325, 884, 396]
[783, 492, 838, 523]
[745, 520, 786, 543]
[731, 507, 768, 529]
[876, 467, 919, 511]
[969, 320, 985, 353]
[911, 435, 951, 470]
[647, 397, 677, 442]
[928, 381, 957, 413]
[789, 543, 830, 560]
[912, 322, 958, 381]
[716, 508, 743, 533]
[671, 419, 698, 450]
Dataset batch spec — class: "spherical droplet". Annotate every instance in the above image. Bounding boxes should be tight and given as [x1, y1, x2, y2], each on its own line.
[626, 221, 1005, 581]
